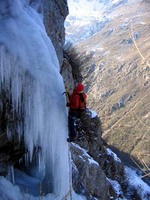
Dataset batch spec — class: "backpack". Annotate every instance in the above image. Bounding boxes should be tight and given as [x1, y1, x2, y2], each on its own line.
[78, 93, 86, 111]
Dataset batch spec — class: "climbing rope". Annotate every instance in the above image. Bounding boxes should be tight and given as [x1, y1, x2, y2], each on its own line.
[62, 145, 73, 200]
[68, 145, 73, 200]
[62, 190, 71, 200]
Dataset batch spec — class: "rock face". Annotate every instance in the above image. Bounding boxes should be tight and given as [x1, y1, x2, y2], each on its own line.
[0, 87, 25, 175]
[70, 143, 110, 200]
[67, 109, 127, 199]
[43, 0, 69, 66]
[60, 56, 75, 92]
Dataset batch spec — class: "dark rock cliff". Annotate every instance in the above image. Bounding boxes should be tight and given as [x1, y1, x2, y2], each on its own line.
[43, 0, 69, 66]
[67, 109, 125, 199]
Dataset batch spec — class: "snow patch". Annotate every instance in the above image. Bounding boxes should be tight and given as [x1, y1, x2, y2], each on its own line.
[125, 167, 150, 200]
[107, 178, 124, 198]
[89, 109, 97, 118]
[106, 148, 121, 162]
[0, 177, 23, 200]
[72, 143, 99, 166]
[88, 158, 99, 166]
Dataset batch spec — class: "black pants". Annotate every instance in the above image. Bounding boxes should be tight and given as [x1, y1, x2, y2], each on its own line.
[68, 109, 88, 139]
[68, 110, 78, 139]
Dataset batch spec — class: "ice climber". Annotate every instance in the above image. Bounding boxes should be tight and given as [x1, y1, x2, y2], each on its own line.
[66, 83, 87, 142]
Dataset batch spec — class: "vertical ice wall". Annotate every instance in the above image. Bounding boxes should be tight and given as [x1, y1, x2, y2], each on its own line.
[0, 0, 70, 198]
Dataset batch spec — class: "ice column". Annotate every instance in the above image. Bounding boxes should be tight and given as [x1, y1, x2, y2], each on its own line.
[0, 0, 70, 198]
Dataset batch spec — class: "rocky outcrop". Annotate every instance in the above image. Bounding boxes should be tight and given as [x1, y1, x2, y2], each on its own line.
[70, 143, 110, 200]
[60, 57, 75, 92]
[67, 109, 129, 199]
[0, 86, 25, 175]
[67, 108, 149, 200]
[43, 0, 69, 66]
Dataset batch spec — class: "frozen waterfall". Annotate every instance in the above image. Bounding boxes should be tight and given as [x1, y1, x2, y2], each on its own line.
[0, 0, 71, 199]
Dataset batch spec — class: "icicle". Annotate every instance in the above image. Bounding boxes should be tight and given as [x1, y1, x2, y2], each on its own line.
[6, 127, 12, 141]
[24, 153, 29, 167]
[7, 165, 15, 185]
[10, 166, 15, 185]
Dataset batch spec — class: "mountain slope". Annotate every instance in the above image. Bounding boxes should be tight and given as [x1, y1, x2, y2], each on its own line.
[67, 0, 150, 167]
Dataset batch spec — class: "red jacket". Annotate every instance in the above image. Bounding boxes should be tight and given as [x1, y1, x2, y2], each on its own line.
[69, 88, 87, 110]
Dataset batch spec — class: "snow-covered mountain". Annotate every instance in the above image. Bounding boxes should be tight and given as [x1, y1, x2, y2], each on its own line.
[65, 0, 129, 45]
